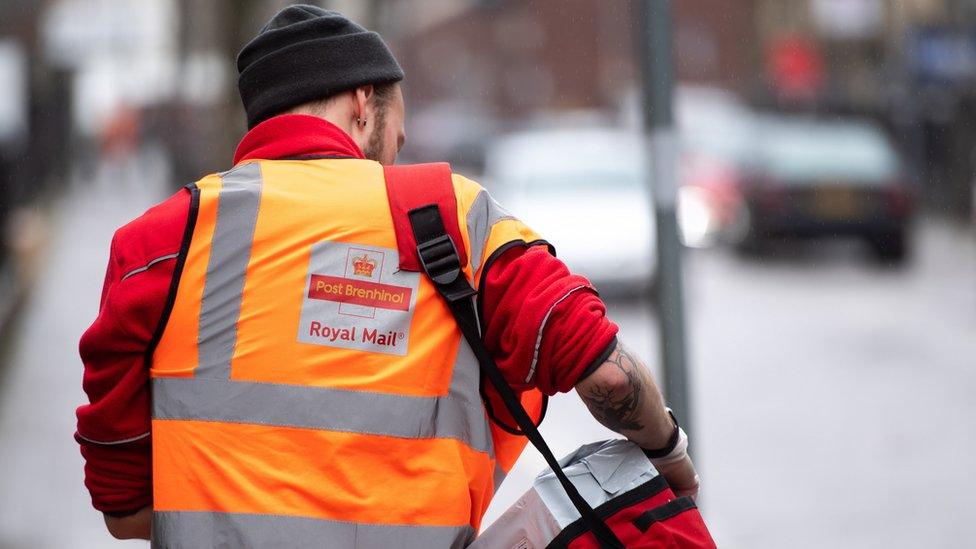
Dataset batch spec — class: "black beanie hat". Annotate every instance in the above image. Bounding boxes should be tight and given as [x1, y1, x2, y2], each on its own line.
[237, 5, 404, 129]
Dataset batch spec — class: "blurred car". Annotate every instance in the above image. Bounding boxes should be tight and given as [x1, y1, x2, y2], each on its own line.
[407, 101, 499, 172]
[738, 117, 913, 263]
[485, 128, 656, 294]
[676, 86, 757, 247]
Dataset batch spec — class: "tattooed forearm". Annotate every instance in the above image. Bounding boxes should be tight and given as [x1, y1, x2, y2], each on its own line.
[577, 342, 675, 450]
[580, 345, 645, 432]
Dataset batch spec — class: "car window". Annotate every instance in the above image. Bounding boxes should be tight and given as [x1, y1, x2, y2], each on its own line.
[509, 171, 644, 194]
[760, 123, 899, 183]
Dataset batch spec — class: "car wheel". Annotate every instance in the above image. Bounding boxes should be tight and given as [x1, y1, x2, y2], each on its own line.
[870, 231, 908, 265]
[735, 227, 767, 257]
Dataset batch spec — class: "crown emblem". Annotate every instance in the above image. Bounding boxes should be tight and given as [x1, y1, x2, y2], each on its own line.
[352, 254, 377, 277]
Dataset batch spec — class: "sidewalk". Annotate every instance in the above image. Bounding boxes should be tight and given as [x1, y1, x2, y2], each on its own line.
[0, 154, 169, 548]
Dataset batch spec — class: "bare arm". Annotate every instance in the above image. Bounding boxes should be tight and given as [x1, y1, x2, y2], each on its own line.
[576, 342, 674, 448]
[576, 341, 700, 498]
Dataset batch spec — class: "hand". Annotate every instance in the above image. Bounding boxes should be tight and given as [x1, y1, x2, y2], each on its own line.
[645, 426, 701, 501]
[653, 453, 701, 501]
[104, 506, 152, 540]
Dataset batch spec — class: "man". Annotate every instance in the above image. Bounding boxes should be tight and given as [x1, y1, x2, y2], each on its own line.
[76, 5, 700, 547]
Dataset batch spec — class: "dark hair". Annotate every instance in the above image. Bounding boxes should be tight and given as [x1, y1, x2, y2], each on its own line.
[283, 81, 397, 121]
[370, 81, 397, 110]
[358, 81, 396, 137]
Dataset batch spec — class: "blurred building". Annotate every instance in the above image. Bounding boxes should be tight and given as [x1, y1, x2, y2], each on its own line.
[390, 0, 975, 218]
[0, 0, 62, 320]
[751, 0, 976, 217]
[2, 0, 975, 226]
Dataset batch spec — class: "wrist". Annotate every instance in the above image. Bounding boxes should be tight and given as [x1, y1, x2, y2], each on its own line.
[644, 426, 689, 466]
[641, 408, 680, 458]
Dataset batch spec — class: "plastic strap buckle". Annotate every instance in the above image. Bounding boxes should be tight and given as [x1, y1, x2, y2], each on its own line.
[417, 234, 464, 286]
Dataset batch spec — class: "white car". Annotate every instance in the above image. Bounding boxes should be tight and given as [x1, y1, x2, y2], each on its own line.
[484, 128, 656, 295]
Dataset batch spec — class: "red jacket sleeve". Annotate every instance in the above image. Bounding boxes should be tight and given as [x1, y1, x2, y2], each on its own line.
[480, 244, 618, 396]
[76, 188, 191, 514]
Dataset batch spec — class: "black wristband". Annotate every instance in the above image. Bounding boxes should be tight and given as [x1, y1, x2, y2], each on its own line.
[641, 408, 680, 459]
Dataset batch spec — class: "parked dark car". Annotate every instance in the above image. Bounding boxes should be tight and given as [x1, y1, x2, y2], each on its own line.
[738, 117, 913, 263]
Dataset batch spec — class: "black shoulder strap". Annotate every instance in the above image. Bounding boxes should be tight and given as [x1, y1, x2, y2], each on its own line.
[407, 204, 625, 549]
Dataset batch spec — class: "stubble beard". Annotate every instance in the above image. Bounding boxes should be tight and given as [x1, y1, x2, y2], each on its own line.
[363, 107, 388, 163]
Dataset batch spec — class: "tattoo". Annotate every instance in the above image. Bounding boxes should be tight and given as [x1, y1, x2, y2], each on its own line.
[580, 345, 645, 432]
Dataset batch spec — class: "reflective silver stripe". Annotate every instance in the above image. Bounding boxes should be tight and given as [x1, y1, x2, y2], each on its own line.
[152, 376, 492, 453]
[76, 431, 150, 446]
[120, 253, 179, 281]
[493, 461, 507, 492]
[525, 285, 591, 384]
[153, 325, 492, 454]
[447, 338, 483, 409]
[466, 190, 515, 275]
[152, 511, 474, 549]
[197, 163, 263, 379]
[153, 163, 495, 547]
[445, 340, 491, 453]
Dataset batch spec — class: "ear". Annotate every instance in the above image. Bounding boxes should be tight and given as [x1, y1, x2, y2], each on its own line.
[353, 85, 375, 121]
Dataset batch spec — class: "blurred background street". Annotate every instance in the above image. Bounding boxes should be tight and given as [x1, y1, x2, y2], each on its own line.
[1, 1, 975, 548]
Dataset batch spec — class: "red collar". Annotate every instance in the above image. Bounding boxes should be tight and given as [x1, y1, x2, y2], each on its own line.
[233, 114, 365, 164]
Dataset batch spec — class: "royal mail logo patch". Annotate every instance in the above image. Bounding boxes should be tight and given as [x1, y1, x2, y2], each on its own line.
[307, 275, 412, 312]
[351, 253, 377, 277]
[297, 242, 419, 356]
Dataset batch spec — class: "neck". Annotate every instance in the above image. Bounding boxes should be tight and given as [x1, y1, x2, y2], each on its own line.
[233, 114, 366, 164]
[288, 106, 366, 153]
[318, 115, 359, 146]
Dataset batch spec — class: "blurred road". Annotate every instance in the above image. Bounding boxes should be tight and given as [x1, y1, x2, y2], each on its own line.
[487, 222, 976, 549]
[684, 227, 976, 549]
[0, 156, 168, 548]
[1, 168, 974, 547]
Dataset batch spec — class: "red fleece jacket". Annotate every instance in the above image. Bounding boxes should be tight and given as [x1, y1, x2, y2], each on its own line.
[76, 115, 618, 514]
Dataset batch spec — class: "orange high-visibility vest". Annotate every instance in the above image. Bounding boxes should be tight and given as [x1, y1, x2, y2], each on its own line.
[149, 158, 546, 548]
